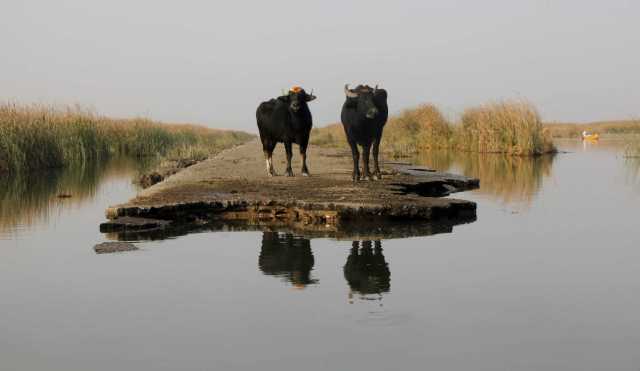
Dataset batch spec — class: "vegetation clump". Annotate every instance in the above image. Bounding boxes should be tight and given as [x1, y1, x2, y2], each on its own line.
[383, 104, 452, 155]
[458, 101, 554, 155]
[311, 100, 555, 156]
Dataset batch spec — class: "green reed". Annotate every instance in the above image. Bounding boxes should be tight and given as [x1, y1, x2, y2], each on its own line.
[0, 103, 253, 174]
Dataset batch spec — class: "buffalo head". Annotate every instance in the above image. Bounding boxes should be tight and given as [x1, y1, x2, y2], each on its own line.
[283, 86, 316, 113]
[344, 84, 380, 119]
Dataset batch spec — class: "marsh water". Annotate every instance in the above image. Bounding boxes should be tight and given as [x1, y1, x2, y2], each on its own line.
[1, 140, 639, 371]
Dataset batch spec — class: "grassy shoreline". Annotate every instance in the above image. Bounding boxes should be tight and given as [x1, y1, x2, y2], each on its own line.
[545, 120, 640, 139]
[0, 103, 254, 174]
[311, 100, 556, 156]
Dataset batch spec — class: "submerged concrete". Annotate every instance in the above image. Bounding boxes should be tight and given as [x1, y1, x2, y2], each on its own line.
[102, 139, 479, 239]
[94, 241, 138, 254]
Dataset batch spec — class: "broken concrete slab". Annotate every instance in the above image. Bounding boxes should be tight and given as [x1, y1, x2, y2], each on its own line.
[94, 241, 139, 254]
[101, 139, 480, 238]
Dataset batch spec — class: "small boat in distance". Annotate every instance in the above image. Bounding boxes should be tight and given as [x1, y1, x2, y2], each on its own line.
[582, 130, 600, 141]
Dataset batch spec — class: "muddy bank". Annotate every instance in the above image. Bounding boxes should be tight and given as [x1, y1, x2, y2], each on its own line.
[136, 158, 200, 189]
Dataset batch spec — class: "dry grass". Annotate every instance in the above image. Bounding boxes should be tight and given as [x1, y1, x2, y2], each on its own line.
[545, 119, 640, 138]
[458, 101, 555, 155]
[0, 103, 253, 173]
[309, 123, 344, 148]
[382, 104, 452, 155]
[311, 100, 555, 156]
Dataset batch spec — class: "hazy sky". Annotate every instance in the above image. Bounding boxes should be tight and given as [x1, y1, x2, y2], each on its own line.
[2, 0, 638, 131]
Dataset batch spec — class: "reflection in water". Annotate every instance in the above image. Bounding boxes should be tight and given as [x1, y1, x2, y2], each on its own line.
[258, 232, 317, 288]
[625, 157, 640, 187]
[344, 240, 390, 302]
[258, 233, 392, 300]
[413, 151, 555, 205]
[0, 157, 153, 235]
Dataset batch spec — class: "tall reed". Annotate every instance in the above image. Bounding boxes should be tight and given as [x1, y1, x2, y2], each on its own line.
[457, 101, 555, 155]
[382, 104, 452, 155]
[0, 103, 253, 174]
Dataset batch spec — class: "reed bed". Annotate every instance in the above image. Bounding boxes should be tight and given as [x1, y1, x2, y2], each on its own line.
[0, 103, 253, 174]
[545, 120, 640, 138]
[382, 104, 453, 155]
[309, 124, 344, 148]
[458, 101, 554, 155]
[311, 100, 555, 156]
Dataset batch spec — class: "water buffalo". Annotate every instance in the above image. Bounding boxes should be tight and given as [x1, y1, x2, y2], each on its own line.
[256, 86, 316, 177]
[341, 84, 388, 181]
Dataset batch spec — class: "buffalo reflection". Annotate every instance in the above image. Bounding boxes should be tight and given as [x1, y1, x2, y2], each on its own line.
[258, 231, 317, 288]
[257, 233, 392, 299]
[344, 240, 390, 302]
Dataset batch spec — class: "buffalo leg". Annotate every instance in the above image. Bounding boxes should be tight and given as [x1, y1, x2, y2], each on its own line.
[372, 137, 382, 180]
[362, 143, 372, 181]
[374, 240, 382, 252]
[284, 141, 294, 177]
[263, 142, 277, 177]
[300, 142, 310, 176]
[348, 139, 360, 181]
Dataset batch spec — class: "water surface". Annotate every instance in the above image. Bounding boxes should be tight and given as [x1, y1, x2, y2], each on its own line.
[1, 140, 639, 371]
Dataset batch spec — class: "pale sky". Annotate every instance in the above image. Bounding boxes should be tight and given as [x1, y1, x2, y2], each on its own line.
[2, 0, 638, 131]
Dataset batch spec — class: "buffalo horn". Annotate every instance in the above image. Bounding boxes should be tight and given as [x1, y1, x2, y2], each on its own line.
[344, 84, 358, 98]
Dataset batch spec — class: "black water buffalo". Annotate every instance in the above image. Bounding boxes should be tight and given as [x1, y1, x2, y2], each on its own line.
[340, 84, 388, 181]
[256, 87, 316, 177]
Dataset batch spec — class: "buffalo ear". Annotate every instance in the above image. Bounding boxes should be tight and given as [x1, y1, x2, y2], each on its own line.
[306, 94, 316, 102]
[373, 88, 387, 100]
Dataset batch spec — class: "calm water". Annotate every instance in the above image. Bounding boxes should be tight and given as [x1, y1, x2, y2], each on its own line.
[1, 140, 639, 371]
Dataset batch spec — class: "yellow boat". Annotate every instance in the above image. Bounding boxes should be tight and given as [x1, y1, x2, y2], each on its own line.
[582, 131, 599, 141]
